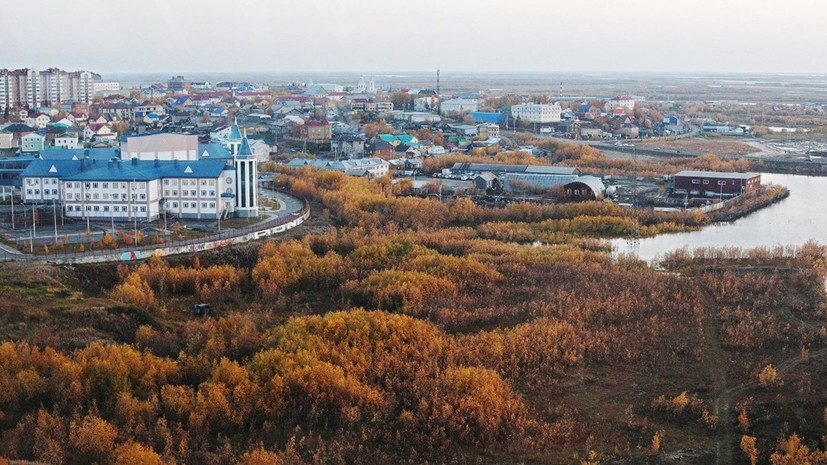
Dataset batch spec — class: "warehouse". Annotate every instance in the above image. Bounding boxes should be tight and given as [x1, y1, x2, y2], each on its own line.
[673, 171, 761, 197]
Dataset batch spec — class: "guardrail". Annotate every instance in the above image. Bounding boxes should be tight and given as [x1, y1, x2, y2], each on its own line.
[0, 195, 310, 265]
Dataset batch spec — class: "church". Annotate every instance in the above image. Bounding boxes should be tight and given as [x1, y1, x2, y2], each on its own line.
[20, 120, 258, 221]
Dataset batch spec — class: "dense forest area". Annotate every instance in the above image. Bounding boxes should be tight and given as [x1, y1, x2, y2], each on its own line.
[0, 169, 825, 465]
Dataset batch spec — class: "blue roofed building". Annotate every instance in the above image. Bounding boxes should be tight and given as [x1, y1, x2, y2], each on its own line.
[468, 112, 507, 125]
[20, 132, 258, 221]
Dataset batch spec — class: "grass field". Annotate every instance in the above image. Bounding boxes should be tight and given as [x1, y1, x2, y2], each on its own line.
[638, 137, 759, 155]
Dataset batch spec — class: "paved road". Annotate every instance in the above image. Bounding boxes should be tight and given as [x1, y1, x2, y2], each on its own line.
[0, 190, 306, 263]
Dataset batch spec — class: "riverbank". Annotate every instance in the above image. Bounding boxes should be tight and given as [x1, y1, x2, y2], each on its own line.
[612, 173, 822, 262]
[707, 185, 790, 222]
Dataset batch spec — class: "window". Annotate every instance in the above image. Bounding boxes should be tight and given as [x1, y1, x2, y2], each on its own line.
[718, 180, 726, 186]
[140, 207, 146, 212]
[691, 179, 700, 184]
[102, 183, 108, 188]
[103, 206, 109, 212]
[201, 202, 207, 208]
[140, 194, 146, 199]
[702, 180, 709, 185]
[92, 183, 98, 188]
[93, 206, 99, 211]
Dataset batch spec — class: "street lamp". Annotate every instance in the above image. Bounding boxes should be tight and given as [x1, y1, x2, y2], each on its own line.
[133, 179, 138, 247]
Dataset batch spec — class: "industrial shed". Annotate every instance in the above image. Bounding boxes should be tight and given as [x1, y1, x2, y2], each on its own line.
[564, 175, 606, 200]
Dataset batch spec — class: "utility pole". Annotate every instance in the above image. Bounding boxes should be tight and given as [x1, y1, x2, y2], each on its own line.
[10, 192, 14, 230]
[32, 205, 37, 252]
[436, 68, 441, 116]
[52, 201, 57, 245]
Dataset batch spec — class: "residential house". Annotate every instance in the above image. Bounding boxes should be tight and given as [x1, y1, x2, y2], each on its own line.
[477, 123, 500, 139]
[302, 120, 332, 142]
[54, 134, 80, 149]
[331, 134, 367, 159]
[604, 96, 636, 112]
[21, 133, 45, 152]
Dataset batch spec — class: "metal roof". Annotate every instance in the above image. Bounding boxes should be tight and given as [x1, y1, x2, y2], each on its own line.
[675, 170, 759, 180]
[22, 158, 229, 181]
[564, 175, 606, 196]
[451, 162, 579, 175]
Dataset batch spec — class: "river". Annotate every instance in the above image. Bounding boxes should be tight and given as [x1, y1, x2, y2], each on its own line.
[611, 173, 827, 262]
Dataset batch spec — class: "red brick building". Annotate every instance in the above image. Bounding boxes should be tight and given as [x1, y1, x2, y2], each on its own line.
[673, 171, 761, 196]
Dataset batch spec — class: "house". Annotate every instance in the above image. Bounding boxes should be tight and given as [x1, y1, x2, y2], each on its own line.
[26, 113, 52, 129]
[609, 115, 639, 139]
[477, 123, 500, 139]
[369, 140, 395, 158]
[474, 172, 499, 190]
[54, 134, 80, 149]
[21, 133, 45, 152]
[427, 145, 447, 156]
[377, 134, 419, 148]
[331, 134, 367, 159]
[302, 120, 332, 142]
[604, 96, 636, 112]
[350, 99, 394, 113]
[440, 98, 479, 114]
[413, 96, 438, 112]
[673, 171, 760, 196]
[392, 111, 441, 123]
[511, 103, 562, 123]
[0, 132, 13, 149]
[83, 123, 115, 142]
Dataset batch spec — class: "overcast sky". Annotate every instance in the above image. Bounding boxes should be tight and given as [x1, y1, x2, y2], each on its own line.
[1, 0, 825, 75]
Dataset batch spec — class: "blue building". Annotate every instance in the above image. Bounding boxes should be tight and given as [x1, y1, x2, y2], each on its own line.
[19, 125, 258, 221]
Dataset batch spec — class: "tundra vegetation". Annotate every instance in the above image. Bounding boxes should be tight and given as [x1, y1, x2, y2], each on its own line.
[0, 168, 822, 465]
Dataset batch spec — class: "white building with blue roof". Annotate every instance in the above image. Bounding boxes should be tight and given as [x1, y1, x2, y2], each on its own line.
[21, 132, 258, 222]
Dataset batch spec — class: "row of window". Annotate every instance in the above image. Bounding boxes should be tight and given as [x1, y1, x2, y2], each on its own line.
[690, 179, 735, 186]
[26, 189, 58, 195]
[67, 205, 146, 213]
[65, 181, 146, 190]
[163, 179, 216, 186]
[26, 178, 58, 185]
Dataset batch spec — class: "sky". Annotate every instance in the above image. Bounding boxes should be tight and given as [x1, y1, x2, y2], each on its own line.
[1, 0, 826, 75]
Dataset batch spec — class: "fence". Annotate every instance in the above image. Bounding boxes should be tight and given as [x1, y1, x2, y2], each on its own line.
[0, 196, 310, 265]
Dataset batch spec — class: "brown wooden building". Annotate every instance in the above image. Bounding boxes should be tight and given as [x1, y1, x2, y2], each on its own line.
[673, 171, 761, 196]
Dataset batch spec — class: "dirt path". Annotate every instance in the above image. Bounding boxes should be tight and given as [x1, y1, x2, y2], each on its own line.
[708, 295, 827, 465]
